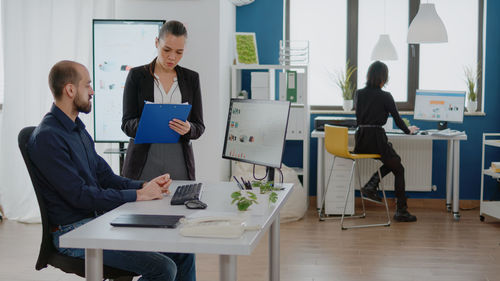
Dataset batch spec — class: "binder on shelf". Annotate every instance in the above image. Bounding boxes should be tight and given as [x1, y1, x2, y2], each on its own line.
[286, 71, 297, 102]
[134, 103, 192, 144]
[279, 72, 305, 104]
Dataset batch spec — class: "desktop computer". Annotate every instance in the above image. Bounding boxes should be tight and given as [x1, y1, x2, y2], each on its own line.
[222, 99, 291, 182]
[413, 89, 466, 130]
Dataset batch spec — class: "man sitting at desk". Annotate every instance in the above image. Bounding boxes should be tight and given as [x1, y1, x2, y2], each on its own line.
[28, 60, 195, 281]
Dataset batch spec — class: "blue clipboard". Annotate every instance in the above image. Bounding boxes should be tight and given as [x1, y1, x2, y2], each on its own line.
[134, 103, 192, 144]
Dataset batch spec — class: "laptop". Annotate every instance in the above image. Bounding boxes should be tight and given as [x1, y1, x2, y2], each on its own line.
[110, 214, 185, 228]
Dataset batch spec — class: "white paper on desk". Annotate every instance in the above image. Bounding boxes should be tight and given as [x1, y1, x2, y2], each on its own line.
[429, 129, 464, 136]
[180, 211, 260, 239]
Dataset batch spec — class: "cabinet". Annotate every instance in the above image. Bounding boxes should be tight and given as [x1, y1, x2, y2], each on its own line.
[480, 133, 500, 221]
[230, 65, 309, 198]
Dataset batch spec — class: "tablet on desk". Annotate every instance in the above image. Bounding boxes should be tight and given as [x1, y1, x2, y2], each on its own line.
[110, 214, 185, 228]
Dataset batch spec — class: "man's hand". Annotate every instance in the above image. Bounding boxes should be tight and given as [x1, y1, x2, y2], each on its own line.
[136, 173, 172, 201]
[409, 125, 420, 134]
[169, 119, 191, 135]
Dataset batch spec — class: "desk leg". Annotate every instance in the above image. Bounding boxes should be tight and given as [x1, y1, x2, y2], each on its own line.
[446, 141, 453, 212]
[452, 140, 461, 220]
[269, 216, 280, 281]
[317, 137, 325, 213]
[220, 255, 237, 281]
[85, 248, 103, 281]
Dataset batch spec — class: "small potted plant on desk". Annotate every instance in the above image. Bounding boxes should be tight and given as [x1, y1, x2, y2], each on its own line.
[464, 64, 481, 113]
[231, 181, 280, 211]
[334, 61, 357, 112]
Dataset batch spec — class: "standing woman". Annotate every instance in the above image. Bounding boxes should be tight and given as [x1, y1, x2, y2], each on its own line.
[122, 20, 205, 183]
[354, 61, 418, 222]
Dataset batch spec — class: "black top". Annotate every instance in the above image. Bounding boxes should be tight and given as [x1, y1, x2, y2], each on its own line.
[121, 59, 205, 180]
[353, 87, 410, 159]
[28, 104, 142, 226]
[354, 86, 410, 134]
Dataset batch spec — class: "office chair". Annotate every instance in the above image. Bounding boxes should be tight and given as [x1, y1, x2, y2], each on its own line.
[18, 126, 137, 281]
[319, 125, 391, 229]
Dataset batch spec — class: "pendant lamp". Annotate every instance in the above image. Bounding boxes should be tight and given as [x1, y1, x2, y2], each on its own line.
[371, 0, 398, 61]
[407, 3, 448, 43]
[371, 34, 398, 60]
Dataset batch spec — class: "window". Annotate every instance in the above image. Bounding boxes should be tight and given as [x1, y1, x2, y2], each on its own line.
[289, 0, 347, 106]
[358, 0, 409, 102]
[287, 0, 484, 110]
[0, 5, 3, 107]
[419, 0, 479, 92]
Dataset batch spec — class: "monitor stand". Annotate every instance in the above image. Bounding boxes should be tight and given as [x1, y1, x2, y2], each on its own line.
[266, 167, 275, 183]
[437, 121, 448, 130]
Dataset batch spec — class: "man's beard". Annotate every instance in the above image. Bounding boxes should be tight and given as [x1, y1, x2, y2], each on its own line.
[74, 93, 91, 114]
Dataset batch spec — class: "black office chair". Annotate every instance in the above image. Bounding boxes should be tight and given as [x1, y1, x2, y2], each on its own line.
[18, 126, 137, 281]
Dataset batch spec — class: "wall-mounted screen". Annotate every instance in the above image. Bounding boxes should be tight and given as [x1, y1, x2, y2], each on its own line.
[93, 19, 164, 142]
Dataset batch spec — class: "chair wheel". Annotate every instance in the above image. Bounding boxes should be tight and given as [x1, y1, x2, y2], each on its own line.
[480, 215, 485, 222]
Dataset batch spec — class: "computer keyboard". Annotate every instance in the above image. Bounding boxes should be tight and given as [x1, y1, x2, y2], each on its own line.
[171, 183, 203, 205]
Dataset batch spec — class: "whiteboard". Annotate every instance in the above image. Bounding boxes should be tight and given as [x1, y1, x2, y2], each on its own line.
[93, 19, 164, 142]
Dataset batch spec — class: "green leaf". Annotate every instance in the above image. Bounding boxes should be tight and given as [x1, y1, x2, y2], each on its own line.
[231, 191, 241, 199]
[269, 192, 278, 203]
[237, 199, 252, 211]
[248, 192, 257, 200]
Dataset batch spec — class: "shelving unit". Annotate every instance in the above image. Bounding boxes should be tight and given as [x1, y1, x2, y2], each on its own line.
[480, 133, 500, 221]
[230, 64, 309, 200]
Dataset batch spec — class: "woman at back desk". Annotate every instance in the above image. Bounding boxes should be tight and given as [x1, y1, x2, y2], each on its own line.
[121, 20, 204, 182]
[354, 60, 418, 222]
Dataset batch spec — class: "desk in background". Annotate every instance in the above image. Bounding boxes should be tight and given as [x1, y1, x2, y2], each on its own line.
[311, 129, 467, 220]
[60, 181, 293, 281]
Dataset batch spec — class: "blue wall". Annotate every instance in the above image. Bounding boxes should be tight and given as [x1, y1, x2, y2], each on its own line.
[237, 1, 500, 200]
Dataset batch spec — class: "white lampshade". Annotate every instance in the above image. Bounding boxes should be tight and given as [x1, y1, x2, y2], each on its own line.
[407, 3, 448, 43]
[371, 34, 398, 61]
[230, 0, 255, 6]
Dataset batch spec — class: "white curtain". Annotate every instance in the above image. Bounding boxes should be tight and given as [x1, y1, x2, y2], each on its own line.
[0, 0, 115, 222]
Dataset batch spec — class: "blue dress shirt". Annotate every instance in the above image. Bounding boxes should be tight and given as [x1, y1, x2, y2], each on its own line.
[28, 104, 143, 226]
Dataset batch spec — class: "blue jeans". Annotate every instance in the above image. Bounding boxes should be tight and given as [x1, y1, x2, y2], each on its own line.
[52, 218, 196, 281]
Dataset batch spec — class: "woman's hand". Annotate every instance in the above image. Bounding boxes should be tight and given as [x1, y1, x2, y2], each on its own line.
[169, 118, 191, 135]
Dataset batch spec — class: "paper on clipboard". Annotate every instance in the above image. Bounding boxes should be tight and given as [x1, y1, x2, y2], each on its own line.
[134, 103, 192, 144]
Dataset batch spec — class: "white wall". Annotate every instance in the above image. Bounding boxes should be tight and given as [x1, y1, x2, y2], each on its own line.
[114, 0, 235, 181]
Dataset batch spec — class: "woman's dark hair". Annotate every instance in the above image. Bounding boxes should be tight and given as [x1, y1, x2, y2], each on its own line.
[159, 20, 187, 39]
[148, 20, 188, 78]
[366, 60, 388, 88]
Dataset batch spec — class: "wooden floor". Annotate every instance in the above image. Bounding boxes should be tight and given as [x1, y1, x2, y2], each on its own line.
[0, 199, 499, 281]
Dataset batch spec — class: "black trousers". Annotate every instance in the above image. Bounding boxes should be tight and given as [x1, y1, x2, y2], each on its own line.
[370, 155, 407, 209]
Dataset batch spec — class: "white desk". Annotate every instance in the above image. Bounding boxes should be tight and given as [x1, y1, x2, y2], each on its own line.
[311, 130, 467, 220]
[60, 181, 293, 281]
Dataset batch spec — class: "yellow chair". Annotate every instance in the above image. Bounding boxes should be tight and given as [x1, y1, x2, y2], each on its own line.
[320, 125, 391, 229]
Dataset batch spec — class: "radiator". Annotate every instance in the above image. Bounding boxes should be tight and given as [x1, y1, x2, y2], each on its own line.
[324, 138, 433, 215]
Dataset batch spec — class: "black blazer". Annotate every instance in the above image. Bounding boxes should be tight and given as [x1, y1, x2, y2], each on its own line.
[121, 59, 205, 180]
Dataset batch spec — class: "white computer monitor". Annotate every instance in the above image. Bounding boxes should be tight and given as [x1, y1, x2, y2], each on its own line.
[414, 89, 466, 128]
[222, 99, 291, 170]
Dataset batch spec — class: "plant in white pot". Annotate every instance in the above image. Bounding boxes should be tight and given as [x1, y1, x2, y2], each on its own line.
[334, 61, 357, 111]
[464, 64, 481, 113]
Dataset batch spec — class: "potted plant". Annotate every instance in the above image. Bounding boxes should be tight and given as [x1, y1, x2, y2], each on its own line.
[464, 64, 481, 112]
[334, 61, 357, 111]
[230, 180, 279, 212]
[231, 190, 258, 211]
[252, 181, 279, 204]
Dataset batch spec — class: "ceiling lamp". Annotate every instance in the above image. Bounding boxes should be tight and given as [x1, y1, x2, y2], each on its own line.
[371, 0, 398, 61]
[230, 0, 255, 6]
[407, 3, 448, 43]
[371, 34, 398, 61]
